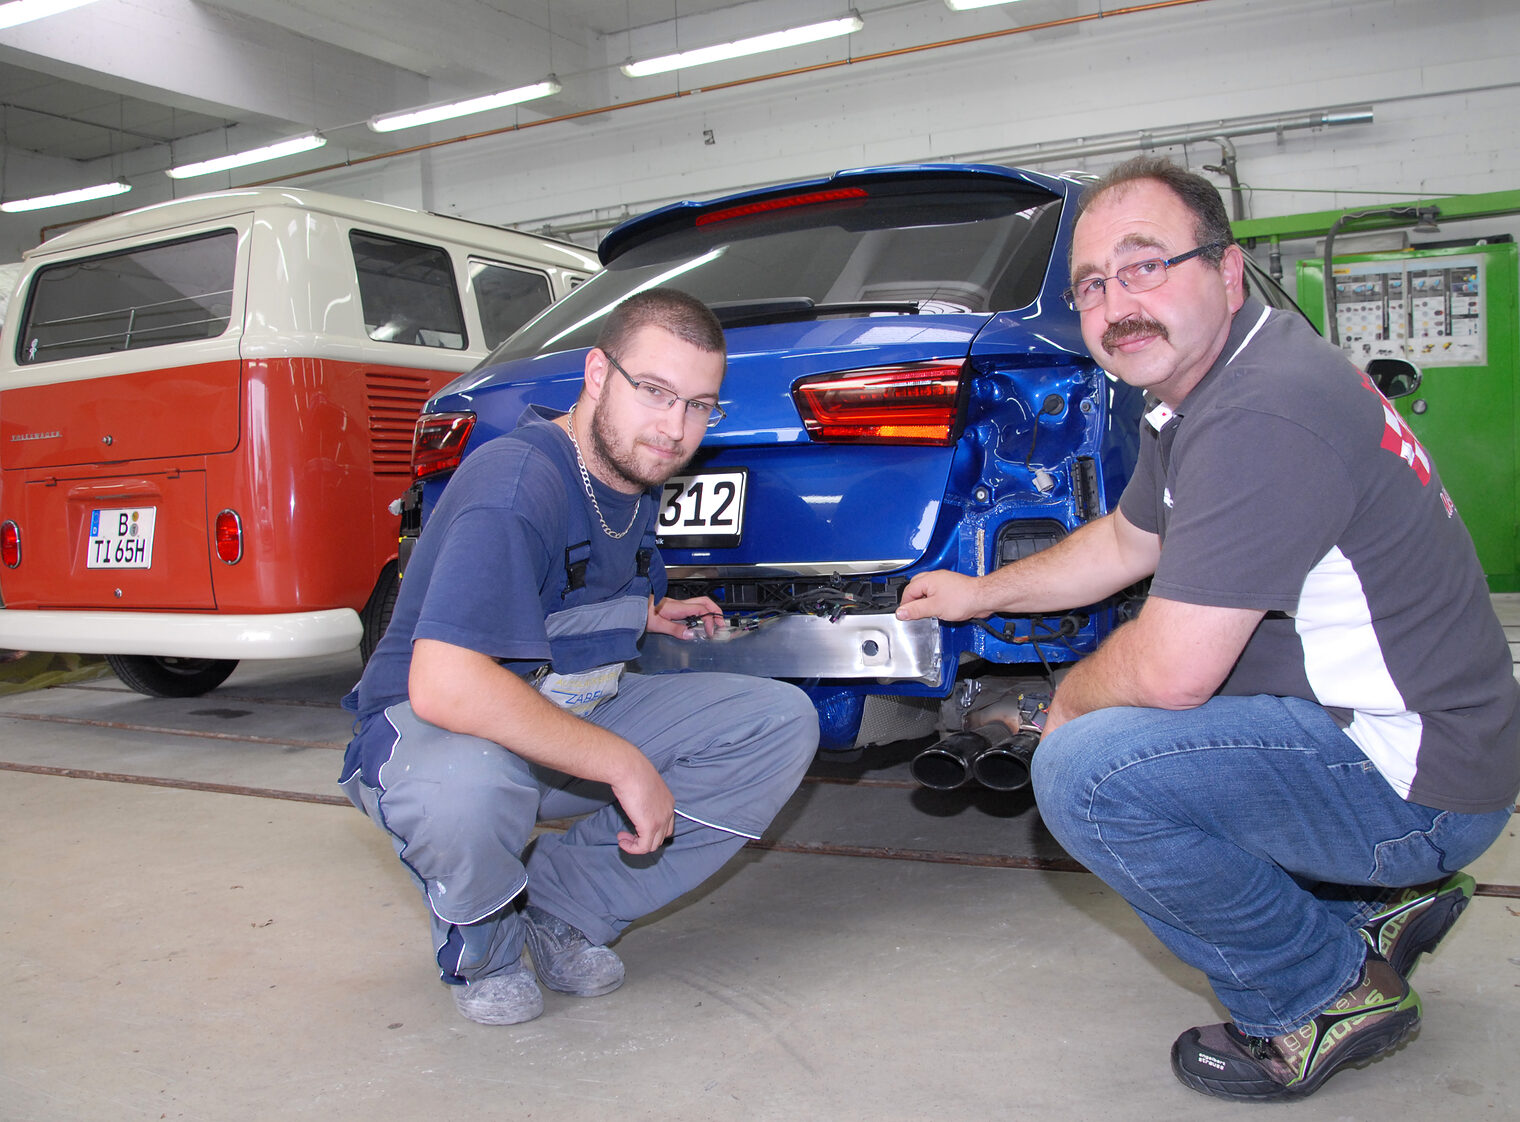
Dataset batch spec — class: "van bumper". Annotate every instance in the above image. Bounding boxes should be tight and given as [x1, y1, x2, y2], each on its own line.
[0, 608, 362, 660]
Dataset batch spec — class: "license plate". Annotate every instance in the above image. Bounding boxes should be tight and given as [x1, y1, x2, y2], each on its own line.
[87, 507, 157, 569]
[656, 469, 746, 548]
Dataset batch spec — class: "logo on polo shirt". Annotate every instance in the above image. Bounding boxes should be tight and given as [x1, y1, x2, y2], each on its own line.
[1359, 372, 1431, 486]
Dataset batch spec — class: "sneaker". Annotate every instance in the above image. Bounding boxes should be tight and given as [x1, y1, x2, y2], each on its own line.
[1171, 952, 1421, 1101]
[522, 904, 625, 997]
[452, 962, 544, 1026]
[1360, 872, 1476, 978]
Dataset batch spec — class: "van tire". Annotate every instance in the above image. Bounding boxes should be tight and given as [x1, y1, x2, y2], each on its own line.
[360, 561, 400, 664]
[105, 654, 239, 698]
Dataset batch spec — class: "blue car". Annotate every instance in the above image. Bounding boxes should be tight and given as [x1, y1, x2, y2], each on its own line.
[402, 164, 1291, 781]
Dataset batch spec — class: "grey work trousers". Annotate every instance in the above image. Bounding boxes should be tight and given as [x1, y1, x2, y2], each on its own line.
[341, 671, 818, 983]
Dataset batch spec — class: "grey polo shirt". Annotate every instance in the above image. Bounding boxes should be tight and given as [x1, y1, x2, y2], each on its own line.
[1119, 299, 1520, 813]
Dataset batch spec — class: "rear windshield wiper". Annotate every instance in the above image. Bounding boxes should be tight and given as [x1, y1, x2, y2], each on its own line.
[709, 298, 922, 329]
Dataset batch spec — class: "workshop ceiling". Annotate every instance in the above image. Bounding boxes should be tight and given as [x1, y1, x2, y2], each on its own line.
[0, 0, 777, 168]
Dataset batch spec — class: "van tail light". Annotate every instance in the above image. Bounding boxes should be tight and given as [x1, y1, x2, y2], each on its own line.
[412, 411, 477, 480]
[793, 362, 965, 445]
[1, 520, 19, 568]
[214, 509, 243, 564]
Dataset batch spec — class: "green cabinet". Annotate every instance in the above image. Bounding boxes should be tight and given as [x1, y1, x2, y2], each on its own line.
[1298, 242, 1520, 590]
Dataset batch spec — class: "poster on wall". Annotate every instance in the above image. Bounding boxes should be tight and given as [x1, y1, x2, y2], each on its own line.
[1329, 256, 1486, 366]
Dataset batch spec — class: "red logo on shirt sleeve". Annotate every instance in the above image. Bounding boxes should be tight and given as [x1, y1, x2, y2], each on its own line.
[1360, 372, 1432, 486]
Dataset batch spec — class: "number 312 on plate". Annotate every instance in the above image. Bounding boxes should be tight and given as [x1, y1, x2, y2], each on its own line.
[657, 469, 746, 544]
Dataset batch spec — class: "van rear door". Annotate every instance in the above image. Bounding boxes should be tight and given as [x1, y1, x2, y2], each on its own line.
[1, 220, 249, 611]
[3, 226, 245, 469]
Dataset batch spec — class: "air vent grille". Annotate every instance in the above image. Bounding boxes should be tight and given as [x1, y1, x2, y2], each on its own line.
[366, 372, 432, 476]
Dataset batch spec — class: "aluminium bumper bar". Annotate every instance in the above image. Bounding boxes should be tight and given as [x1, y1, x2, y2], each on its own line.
[635, 611, 942, 684]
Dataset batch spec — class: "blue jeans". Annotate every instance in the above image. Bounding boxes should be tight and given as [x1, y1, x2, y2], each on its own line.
[1030, 694, 1512, 1037]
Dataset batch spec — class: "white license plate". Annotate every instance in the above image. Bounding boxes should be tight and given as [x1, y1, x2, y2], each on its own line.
[87, 507, 157, 569]
[657, 469, 746, 547]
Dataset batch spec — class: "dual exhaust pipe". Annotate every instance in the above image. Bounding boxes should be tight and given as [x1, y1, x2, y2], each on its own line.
[910, 727, 1041, 792]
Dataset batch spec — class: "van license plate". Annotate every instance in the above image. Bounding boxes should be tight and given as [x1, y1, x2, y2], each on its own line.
[87, 507, 157, 569]
[657, 470, 746, 548]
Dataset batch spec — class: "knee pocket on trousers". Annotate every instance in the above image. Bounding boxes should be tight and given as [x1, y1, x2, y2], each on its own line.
[1368, 821, 1452, 885]
[1367, 809, 1495, 885]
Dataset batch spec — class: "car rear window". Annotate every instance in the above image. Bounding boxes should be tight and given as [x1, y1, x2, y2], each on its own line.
[16, 229, 237, 365]
[488, 180, 1063, 362]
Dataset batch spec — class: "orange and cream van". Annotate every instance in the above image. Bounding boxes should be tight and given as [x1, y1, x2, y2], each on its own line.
[0, 188, 597, 695]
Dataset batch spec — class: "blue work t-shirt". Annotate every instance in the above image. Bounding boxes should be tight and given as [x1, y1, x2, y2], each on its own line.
[351, 408, 666, 725]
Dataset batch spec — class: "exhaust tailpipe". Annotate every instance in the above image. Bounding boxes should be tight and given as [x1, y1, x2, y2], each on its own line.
[971, 729, 1041, 792]
[909, 730, 990, 790]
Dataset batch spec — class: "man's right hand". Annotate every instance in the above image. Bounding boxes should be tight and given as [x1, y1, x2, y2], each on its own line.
[610, 756, 677, 854]
[895, 569, 984, 623]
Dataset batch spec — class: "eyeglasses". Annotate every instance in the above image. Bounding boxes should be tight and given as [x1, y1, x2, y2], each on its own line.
[604, 350, 727, 428]
[1063, 242, 1226, 312]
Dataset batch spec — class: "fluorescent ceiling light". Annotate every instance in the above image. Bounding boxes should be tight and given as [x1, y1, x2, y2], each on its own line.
[621, 13, 864, 78]
[945, 0, 1031, 10]
[1, 179, 130, 213]
[369, 79, 562, 133]
[0, 0, 100, 31]
[167, 134, 327, 179]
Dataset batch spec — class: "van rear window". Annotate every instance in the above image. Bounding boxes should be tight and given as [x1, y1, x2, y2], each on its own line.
[17, 229, 236, 365]
[350, 231, 467, 349]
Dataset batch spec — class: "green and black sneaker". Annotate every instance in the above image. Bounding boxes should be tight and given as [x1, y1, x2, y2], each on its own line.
[1171, 951, 1421, 1102]
[1361, 872, 1476, 978]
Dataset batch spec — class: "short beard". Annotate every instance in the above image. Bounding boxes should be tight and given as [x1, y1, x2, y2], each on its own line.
[589, 399, 688, 490]
[1102, 315, 1169, 355]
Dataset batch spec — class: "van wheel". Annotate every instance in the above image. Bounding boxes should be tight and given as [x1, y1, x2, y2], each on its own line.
[105, 655, 239, 698]
[360, 562, 400, 663]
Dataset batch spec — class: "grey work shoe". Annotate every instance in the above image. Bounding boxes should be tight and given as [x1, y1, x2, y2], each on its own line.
[522, 904, 625, 997]
[452, 962, 545, 1026]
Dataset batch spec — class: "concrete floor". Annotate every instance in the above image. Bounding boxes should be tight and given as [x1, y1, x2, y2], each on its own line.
[3, 612, 1519, 1121]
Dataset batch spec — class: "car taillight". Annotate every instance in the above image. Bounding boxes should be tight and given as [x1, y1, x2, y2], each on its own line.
[412, 411, 476, 480]
[793, 363, 965, 445]
[214, 509, 242, 564]
[1, 520, 19, 568]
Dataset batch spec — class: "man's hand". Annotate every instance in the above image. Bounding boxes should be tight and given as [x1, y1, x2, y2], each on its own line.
[648, 594, 725, 639]
[609, 754, 678, 854]
[895, 570, 984, 623]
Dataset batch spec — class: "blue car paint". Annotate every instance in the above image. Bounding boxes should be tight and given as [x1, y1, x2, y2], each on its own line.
[415, 163, 1145, 750]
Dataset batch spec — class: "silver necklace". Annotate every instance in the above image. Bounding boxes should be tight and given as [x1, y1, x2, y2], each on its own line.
[565, 404, 641, 540]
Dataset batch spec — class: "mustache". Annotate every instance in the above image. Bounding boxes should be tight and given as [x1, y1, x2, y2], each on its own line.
[1102, 316, 1169, 354]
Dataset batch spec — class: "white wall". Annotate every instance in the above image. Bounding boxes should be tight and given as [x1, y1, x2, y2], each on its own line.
[4, 0, 1517, 291]
[314, 0, 1520, 289]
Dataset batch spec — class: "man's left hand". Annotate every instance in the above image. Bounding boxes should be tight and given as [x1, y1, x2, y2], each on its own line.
[648, 594, 725, 640]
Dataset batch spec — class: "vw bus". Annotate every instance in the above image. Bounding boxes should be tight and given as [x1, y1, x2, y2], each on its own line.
[0, 188, 597, 695]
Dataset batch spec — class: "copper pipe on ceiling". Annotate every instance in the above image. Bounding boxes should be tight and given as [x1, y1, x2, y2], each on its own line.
[239, 0, 1216, 189]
